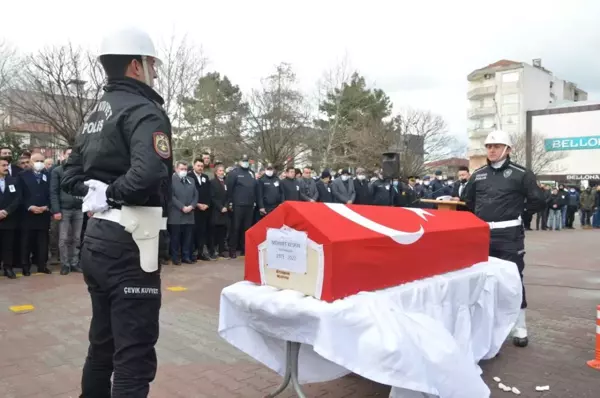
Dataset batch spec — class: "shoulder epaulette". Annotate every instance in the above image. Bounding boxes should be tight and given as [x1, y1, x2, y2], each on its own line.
[473, 165, 488, 173]
[508, 162, 527, 173]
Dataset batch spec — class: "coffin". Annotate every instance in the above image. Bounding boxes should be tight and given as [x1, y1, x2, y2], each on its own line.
[244, 202, 489, 302]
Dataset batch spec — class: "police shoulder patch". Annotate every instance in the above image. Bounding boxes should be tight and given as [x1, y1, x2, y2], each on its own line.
[153, 132, 171, 159]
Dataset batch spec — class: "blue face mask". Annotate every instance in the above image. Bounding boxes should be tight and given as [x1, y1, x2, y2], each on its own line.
[392, 181, 399, 187]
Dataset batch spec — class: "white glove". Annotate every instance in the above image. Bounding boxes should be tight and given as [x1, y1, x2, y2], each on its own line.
[82, 180, 110, 213]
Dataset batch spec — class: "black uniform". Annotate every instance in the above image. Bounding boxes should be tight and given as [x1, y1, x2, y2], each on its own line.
[257, 174, 283, 213]
[369, 179, 394, 206]
[463, 158, 545, 309]
[280, 178, 301, 201]
[225, 166, 257, 255]
[62, 77, 173, 398]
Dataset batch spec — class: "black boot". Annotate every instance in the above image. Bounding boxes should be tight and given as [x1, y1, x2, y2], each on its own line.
[3, 268, 17, 279]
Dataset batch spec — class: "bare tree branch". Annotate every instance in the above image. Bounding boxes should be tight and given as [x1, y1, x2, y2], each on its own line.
[155, 32, 207, 128]
[242, 63, 312, 167]
[0, 44, 103, 146]
[510, 131, 567, 174]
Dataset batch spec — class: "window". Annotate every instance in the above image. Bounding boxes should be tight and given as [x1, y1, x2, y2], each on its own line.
[501, 72, 519, 83]
[502, 94, 519, 104]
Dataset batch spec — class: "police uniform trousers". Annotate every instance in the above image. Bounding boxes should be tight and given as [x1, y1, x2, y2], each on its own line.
[80, 218, 161, 398]
[229, 205, 254, 254]
[489, 225, 527, 309]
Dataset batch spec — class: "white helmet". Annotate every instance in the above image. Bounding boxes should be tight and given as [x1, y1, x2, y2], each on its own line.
[98, 27, 162, 66]
[484, 130, 512, 147]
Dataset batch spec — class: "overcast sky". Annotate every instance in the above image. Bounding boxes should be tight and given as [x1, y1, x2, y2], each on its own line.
[2, 0, 599, 145]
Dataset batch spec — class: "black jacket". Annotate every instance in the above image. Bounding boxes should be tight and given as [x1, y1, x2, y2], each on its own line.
[353, 178, 370, 205]
[50, 165, 82, 213]
[369, 179, 394, 206]
[280, 178, 301, 202]
[62, 78, 173, 217]
[257, 175, 283, 209]
[464, 158, 546, 222]
[225, 167, 257, 206]
[210, 177, 229, 226]
[0, 175, 21, 229]
[316, 180, 333, 203]
[19, 169, 51, 230]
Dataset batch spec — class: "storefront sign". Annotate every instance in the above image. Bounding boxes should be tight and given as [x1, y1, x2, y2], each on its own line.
[566, 175, 600, 180]
[544, 136, 600, 152]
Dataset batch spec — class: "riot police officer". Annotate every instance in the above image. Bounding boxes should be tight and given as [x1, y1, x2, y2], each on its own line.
[257, 163, 282, 215]
[464, 130, 545, 348]
[226, 154, 257, 258]
[61, 27, 172, 397]
[369, 169, 395, 206]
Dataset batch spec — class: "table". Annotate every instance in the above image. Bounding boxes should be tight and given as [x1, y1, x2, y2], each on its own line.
[420, 199, 466, 211]
[218, 258, 522, 398]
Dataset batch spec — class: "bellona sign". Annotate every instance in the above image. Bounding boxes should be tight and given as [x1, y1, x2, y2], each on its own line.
[544, 136, 600, 152]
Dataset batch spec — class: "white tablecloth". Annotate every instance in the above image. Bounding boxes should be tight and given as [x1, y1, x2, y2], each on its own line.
[218, 257, 522, 398]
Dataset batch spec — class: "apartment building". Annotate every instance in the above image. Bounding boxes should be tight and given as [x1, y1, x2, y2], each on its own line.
[466, 59, 587, 170]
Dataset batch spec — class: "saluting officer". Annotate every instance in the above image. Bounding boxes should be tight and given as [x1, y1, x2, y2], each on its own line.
[225, 154, 258, 258]
[464, 130, 545, 348]
[62, 27, 173, 397]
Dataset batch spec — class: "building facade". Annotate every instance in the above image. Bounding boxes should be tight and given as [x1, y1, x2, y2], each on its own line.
[466, 59, 587, 170]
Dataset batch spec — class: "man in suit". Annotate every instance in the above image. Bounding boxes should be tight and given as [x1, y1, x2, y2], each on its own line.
[451, 166, 470, 211]
[0, 156, 21, 279]
[189, 158, 213, 261]
[331, 169, 356, 204]
[19, 152, 52, 275]
[168, 161, 198, 265]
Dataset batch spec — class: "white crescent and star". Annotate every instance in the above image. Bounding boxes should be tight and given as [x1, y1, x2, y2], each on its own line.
[324, 203, 434, 245]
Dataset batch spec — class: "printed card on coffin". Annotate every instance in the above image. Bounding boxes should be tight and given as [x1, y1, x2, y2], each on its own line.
[245, 202, 490, 302]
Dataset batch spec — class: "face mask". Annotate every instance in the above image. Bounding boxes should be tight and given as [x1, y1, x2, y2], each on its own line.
[570, 188, 575, 192]
[392, 181, 399, 187]
[424, 181, 430, 186]
[178, 171, 188, 179]
[437, 176, 443, 180]
[357, 175, 366, 181]
[240, 161, 249, 169]
[265, 170, 273, 177]
[447, 181, 453, 186]
[460, 178, 468, 184]
[341, 175, 349, 181]
[33, 161, 44, 172]
[415, 179, 421, 184]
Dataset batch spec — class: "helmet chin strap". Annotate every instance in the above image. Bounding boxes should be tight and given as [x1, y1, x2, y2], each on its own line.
[141, 56, 152, 87]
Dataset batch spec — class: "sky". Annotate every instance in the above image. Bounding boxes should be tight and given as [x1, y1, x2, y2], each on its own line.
[2, 0, 599, 148]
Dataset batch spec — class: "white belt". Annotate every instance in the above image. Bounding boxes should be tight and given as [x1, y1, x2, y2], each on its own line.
[488, 216, 522, 230]
[92, 207, 167, 273]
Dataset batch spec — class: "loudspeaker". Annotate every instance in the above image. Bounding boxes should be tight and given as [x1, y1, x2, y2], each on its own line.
[381, 152, 400, 179]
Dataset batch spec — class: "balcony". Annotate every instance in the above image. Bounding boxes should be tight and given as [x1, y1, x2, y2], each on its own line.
[468, 127, 494, 139]
[467, 85, 496, 100]
[467, 106, 495, 119]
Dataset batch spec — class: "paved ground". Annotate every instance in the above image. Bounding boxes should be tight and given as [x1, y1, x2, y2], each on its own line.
[0, 226, 599, 398]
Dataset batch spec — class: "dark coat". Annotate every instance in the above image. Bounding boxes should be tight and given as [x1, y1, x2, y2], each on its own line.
[210, 177, 229, 226]
[19, 169, 51, 230]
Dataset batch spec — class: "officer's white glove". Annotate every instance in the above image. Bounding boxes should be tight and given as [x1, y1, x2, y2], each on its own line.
[82, 180, 110, 213]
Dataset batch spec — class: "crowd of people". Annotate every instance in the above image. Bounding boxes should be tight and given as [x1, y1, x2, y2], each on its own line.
[1, 144, 596, 277]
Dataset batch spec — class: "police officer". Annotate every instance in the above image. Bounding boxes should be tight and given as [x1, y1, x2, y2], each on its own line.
[464, 130, 545, 348]
[368, 169, 394, 206]
[226, 154, 257, 258]
[61, 27, 172, 397]
[257, 163, 282, 215]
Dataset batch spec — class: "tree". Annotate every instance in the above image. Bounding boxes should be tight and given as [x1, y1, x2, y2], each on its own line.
[316, 71, 392, 169]
[0, 133, 25, 158]
[155, 33, 207, 126]
[0, 40, 17, 96]
[181, 72, 248, 163]
[510, 131, 566, 174]
[0, 44, 103, 146]
[243, 63, 312, 168]
[390, 108, 460, 176]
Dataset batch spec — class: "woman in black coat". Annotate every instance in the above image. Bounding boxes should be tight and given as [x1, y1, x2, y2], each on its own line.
[210, 164, 229, 258]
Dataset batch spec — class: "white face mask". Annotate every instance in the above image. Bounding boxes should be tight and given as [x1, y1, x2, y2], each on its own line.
[424, 181, 430, 186]
[240, 161, 249, 169]
[33, 161, 44, 172]
[341, 175, 349, 181]
[570, 188, 575, 192]
[177, 170, 188, 178]
[447, 181, 453, 186]
[415, 179, 421, 184]
[265, 170, 273, 177]
[437, 175, 443, 180]
[357, 175, 366, 181]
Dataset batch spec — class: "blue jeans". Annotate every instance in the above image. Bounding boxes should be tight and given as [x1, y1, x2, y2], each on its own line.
[548, 209, 562, 230]
[593, 208, 600, 228]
